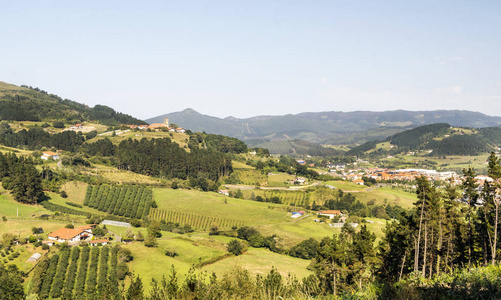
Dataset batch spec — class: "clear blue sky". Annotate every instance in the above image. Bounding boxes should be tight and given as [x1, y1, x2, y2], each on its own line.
[1, 1, 500, 119]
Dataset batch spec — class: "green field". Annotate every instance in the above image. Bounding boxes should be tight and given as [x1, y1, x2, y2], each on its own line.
[354, 186, 417, 209]
[0, 187, 49, 218]
[324, 180, 367, 191]
[125, 232, 312, 292]
[267, 173, 296, 187]
[232, 169, 267, 186]
[153, 188, 289, 226]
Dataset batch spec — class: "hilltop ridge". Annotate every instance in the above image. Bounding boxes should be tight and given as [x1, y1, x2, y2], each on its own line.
[146, 108, 501, 146]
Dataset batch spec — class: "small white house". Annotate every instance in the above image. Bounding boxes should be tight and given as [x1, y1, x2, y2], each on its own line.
[41, 151, 59, 160]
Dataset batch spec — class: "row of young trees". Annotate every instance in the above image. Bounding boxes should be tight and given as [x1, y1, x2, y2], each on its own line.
[149, 208, 245, 230]
[84, 185, 154, 219]
[31, 245, 125, 299]
[379, 152, 501, 282]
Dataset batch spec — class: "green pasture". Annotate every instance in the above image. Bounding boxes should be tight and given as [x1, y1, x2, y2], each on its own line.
[203, 247, 312, 279]
[267, 173, 295, 187]
[324, 180, 367, 191]
[354, 186, 417, 209]
[232, 169, 267, 186]
[153, 188, 289, 226]
[0, 188, 48, 218]
[60, 181, 88, 205]
[232, 160, 255, 170]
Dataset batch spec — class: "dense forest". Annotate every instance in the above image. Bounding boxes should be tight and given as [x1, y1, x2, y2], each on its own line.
[0, 122, 86, 151]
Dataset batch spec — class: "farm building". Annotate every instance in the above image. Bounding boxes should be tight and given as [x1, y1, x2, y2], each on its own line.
[90, 238, 109, 246]
[318, 210, 343, 219]
[47, 224, 96, 244]
[41, 151, 59, 160]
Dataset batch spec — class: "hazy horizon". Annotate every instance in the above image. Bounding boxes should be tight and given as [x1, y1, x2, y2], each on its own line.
[2, 1, 500, 119]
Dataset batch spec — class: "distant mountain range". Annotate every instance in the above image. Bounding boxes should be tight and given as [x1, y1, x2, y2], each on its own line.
[146, 109, 501, 147]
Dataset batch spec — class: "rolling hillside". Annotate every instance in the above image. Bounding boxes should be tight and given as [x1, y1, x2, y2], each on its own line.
[0, 81, 145, 125]
[146, 109, 501, 147]
[348, 123, 501, 157]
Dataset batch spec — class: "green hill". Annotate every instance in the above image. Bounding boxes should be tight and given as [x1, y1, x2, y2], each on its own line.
[348, 123, 501, 156]
[146, 109, 501, 149]
[0, 81, 146, 125]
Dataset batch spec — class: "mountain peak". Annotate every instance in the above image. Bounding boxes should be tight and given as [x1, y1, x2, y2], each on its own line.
[181, 108, 200, 115]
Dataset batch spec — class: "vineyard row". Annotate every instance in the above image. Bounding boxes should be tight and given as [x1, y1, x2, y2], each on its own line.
[149, 208, 245, 230]
[84, 185, 153, 219]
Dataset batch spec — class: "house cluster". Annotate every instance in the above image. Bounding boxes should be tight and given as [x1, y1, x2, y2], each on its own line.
[44, 224, 109, 246]
[330, 166, 462, 185]
[69, 123, 83, 130]
[127, 118, 186, 133]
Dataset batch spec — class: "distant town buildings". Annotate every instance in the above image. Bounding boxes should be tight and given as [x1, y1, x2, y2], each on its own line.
[126, 118, 187, 133]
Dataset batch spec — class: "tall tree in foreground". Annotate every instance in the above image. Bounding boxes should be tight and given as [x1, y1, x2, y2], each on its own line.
[486, 152, 501, 265]
[462, 167, 479, 271]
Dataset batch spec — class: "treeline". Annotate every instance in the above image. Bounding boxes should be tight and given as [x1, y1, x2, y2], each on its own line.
[30, 245, 129, 299]
[115, 138, 232, 182]
[0, 122, 85, 151]
[0, 152, 44, 204]
[41, 201, 90, 217]
[1, 85, 146, 125]
[322, 189, 406, 220]
[379, 152, 501, 283]
[189, 132, 248, 153]
[84, 185, 154, 220]
[149, 208, 245, 230]
[252, 155, 319, 179]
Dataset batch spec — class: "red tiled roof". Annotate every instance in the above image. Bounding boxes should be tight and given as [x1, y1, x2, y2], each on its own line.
[42, 151, 58, 156]
[90, 238, 109, 244]
[48, 228, 84, 240]
[319, 210, 342, 215]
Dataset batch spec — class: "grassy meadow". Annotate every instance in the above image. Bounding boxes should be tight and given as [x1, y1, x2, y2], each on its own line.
[153, 188, 290, 226]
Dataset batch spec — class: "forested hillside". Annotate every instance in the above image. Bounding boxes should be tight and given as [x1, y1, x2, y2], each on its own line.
[349, 123, 501, 157]
[0, 82, 146, 125]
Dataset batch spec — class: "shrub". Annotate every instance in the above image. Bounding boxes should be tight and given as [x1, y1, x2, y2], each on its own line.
[227, 240, 244, 256]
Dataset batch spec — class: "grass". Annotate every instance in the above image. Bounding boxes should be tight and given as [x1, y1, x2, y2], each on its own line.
[267, 173, 295, 187]
[0, 187, 49, 218]
[153, 188, 290, 226]
[232, 169, 268, 186]
[257, 215, 340, 248]
[46, 191, 105, 216]
[324, 180, 367, 191]
[232, 160, 255, 170]
[0, 219, 69, 239]
[60, 181, 88, 205]
[354, 186, 417, 209]
[203, 247, 312, 279]
[126, 233, 312, 292]
[93, 166, 164, 185]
